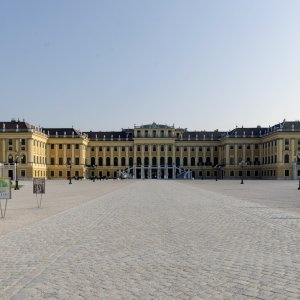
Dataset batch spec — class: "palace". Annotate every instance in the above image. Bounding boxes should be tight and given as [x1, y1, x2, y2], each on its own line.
[0, 119, 300, 180]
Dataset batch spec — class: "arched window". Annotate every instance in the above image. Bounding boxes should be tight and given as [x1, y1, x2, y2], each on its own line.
[168, 157, 172, 166]
[106, 157, 110, 166]
[98, 157, 103, 166]
[191, 157, 195, 166]
[21, 155, 26, 164]
[121, 157, 126, 166]
[284, 154, 289, 164]
[114, 157, 118, 166]
[183, 157, 188, 166]
[198, 157, 203, 165]
[160, 157, 165, 166]
[137, 157, 141, 166]
[144, 157, 149, 166]
[129, 157, 133, 166]
[8, 154, 13, 163]
[152, 157, 157, 166]
[176, 157, 180, 166]
[91, 157, 95, 166]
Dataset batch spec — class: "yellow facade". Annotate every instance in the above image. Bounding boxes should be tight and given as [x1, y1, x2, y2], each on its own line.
[1, 120, 300, 180]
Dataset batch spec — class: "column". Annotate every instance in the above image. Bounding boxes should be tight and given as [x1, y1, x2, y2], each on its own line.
[71, 144, 75, 164]
[125, 146, 129, 166]
[277, 139, 283, 163]
[234, 144, 238, 166]
[242, 144, 246, 162]
[187, 146, 191, 166]
[103, 146, 106, 166]
[63, 145, 67, 164]
[180, 146, 183, 166]
[2, 139, 5, 162]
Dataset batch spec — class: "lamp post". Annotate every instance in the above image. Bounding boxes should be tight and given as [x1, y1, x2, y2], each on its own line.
[239, 161, 247, 184]
[297, 153, 300, 190]
[14, 155, 20, 190]
[214, 164, 221, 181]
[14, 140, 24, 190]
[92, 164, 96, 182]
[67, 160, 72, 184]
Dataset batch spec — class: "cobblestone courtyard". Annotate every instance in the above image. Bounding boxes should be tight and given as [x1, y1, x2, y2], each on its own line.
[0, 180, 300, 299]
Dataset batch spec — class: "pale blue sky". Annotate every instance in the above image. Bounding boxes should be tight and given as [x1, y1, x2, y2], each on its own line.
[0, 0, 300, 131]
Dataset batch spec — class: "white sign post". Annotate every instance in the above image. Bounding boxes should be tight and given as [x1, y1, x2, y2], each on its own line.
[33, 178, 45, 208]
[0, 178, 11, 218]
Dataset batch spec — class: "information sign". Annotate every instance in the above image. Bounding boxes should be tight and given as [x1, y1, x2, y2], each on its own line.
[33, 178, 45, 194]
[0, 178, 11, 199]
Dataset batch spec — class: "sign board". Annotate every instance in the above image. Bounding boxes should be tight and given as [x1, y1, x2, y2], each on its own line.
[33, 178, 45, 194]
[0, 178, 11, 199]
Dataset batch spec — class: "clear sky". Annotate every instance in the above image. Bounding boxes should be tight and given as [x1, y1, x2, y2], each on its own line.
[1, 0, 300, 131]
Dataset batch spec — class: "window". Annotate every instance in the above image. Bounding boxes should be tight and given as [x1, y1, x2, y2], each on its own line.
[114, 146, 118, 152]
[284, 154, 289, 164]
[230, 144, 234, 150]
[50, 157, 55, 165]
[206, 171, 210, 177]
[129, 146, 133, 151]
[114, 157, 118, 166]
[198, 146, 202, 151]
[137, 130, 141, 137]
[255, 170, 259, 177]
[184, 147, 187, 152]
[21, 139, 26, 145]
[137, 145, 141, 152]
[160, 130, 164, 137]
[230, 171, 234, 177]
[176, 146, 180, 152]
[247, 170, 250, 177]
[206, 147, 210, 151]
[121, 157, 126, 166]
[285, 170, 289, 177]
[59, 171, 62, 177]
[91, 147, 95, 152]
[98, 157, 103, 166]
[298, 170, 300, 176]
[107, 171, 110, 177]
[59, 144, 63, 149]
[153, 130, 156, 137]
[191, 157, 195, 166]
[67, 144, 71, 149]
[50, 171, 54, 177]
[145, 145, 148, 152]
[246, 144, 251, 149]
[91, 157, 95, 166]
[168, 145, 172, 152]
[99, 146, 103, 151]
[183, 157, 188, 166]
[21, 170, 26, 177]
[230, 157, 234, 165]
[21, 155, 26, 164]
[75, 157, 79, 165]
[152, 145, 156, 152]
[8, 139, 13, 146]
[238, 144, 242, 150]
[145, 130, 148, 137]
[161, 145, 164, 152]
[75, 144, 79, 150]
[122, 146, 125, 152]
[214, 146, 218, 152]
[106, 146, 110, 152]
[254, 144, 259, 149]
[51, 144, 54, 149]
[191, 147, 195, 152]
[59, 157, 63, 165]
